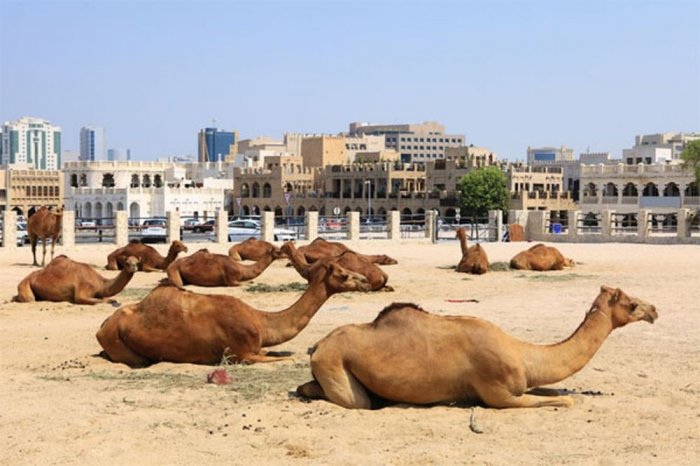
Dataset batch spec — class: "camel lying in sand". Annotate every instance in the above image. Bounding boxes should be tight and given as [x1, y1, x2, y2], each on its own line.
[166, 247, 282, 287]
[28, 206, 63, 267]
[455, 227, 488, 275]
[106, 240, 188, 272]
[228, 238, 283, 261]
[510, 244, 574, 271]
[14, 255, 139, 305]
[96, 256, 372, 366]
[297, 285, 658, 409]
[281, 241, 392, 292]
[296, 238, 398, 265]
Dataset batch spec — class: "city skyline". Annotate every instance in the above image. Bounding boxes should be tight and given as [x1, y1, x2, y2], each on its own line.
[1, 0, 698, 161]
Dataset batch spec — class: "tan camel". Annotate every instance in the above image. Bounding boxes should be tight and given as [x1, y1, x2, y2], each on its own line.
[510, 243, 575, 271]
[166, 247, 281, 287]
[282, 241, 392, 292]
[296, 285, 658, 409]
[455, 227, 489, 275]
[228, 238, 283, 261]
[106, 240, 188, 272]
[96, 256, 373, 366]
[27, 206, 63, 266]
[14, 255, 139, 305]
[296, 238, 398, 265]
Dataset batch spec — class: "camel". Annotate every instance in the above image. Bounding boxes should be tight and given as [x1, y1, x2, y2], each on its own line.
[296, 285, 658, 409]
[96, 256, 373, 367]
[510, 243, 575, 271]
[455, 227, 489, 275]
[106, 239, 188, 272]
[282, 241, 392, 292]
[228, 237, 283, 262]
[295, 238, 398, 265]
[14, 255, 139, 305]
[27, 206, 63, 266]
[166, 247, 281, 287]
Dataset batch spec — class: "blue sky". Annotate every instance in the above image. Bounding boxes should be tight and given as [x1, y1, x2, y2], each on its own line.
[1, 0, 699, 161]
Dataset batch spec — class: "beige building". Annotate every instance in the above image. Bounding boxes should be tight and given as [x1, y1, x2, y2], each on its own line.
[0, 164, 63, 217]
[301, 135, 346, 167]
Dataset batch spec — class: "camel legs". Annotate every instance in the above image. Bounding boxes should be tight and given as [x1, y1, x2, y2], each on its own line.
[476, 386, 574, 408]
[13, 277, 36, 302]
[240, 352, 292, 364]
[31, 238, 40, 266]
[96, 313, 150, 368]
[305, 363, 372, 409]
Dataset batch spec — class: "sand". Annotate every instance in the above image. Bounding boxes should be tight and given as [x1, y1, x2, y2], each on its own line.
[0, 239, 698, 465]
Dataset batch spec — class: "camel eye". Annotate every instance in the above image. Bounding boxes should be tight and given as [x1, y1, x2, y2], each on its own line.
[628, 303, 638, 312]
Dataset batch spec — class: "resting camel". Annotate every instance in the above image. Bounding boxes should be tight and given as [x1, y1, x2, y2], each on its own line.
[166, 247, 281, 287]
[228, 238, 283, 261]
[14, 255, 139, 305]
[282, 241, 392, 292]
[96, 256, 373, 366]
[28, 206, 63, 266]
[510, 243, 575, 271]
[297, 285, 658, 409]
[106, 240, 188, 272]
[455, 227, 489, 275]
[295, 238, 398, 265]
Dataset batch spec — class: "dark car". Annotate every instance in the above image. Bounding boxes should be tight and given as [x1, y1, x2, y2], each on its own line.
[192, 219, 216, 233]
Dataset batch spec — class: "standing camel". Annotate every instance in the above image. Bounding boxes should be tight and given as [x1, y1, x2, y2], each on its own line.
[27, 206, 63, 266]
[14, 255, 139, 305]
[297, 286, 657, 409]
[96, 256, 373, 366]
[166, 247, 282, 287]
[455, 227, 489, 275]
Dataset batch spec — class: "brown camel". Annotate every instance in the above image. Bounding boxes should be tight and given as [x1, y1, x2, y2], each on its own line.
[455, 227, 489, 275]
[166, 247, 281, 287]
[228, 237, 283, 261]
[296, 238, 398, 265]
[106, 240, 188, 272]
[296, 285, 658, 409]
[27, 206, 63, 266]
[282, 241, 392, 292]
[96, 256, 373, 367]
[14, 255, 139, 305]
[510, 243, 575, 271]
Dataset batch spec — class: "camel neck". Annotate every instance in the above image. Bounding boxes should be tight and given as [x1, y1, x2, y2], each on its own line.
[101, 269, 135, 298]
[160, 247, 179, 269]
[520, 308, 613, 388]
[285, 245, 311, 280]
[458, 234, 468, 256]
[258, 271, 330, 347]
[238, 254, 274, 281]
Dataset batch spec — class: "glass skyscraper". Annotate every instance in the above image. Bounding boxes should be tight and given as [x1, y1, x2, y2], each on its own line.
[198, 127, 235, 162]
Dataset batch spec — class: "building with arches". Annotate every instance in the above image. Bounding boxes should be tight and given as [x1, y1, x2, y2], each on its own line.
[0, 164, 63, 217]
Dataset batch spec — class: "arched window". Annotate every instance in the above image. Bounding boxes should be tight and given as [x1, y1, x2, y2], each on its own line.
[102, 173, 115, 188]
[603, 183, 618, 197]
[642, 183, 659, 196]
[274, 206, 284, 217]
[142, 174, 152, 188]
[241, 183, 250, 198]
[154, 174, 163, 188]
[263, 183, 272, 198]
[685, 182, 699, 197]
[70, 174, 78, 188]
[622, 183, 638, 197]
[130, 174, 140, 188]
[297, 206, 306, 216]
[80, 174, 87, 187]
[663, 182, 680, 197]
[252, 183, 260, 197]
[583, 183, 597, 196]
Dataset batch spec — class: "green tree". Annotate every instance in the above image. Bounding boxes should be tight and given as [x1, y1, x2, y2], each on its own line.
[456, 166, 508, 218]
[680, 139, 700, 185]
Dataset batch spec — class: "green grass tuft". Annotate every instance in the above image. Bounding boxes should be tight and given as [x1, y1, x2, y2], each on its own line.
[246, 282, 307, 293]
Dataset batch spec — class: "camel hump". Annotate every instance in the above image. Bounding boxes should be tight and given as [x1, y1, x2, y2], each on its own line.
[372, 302, 425, 324]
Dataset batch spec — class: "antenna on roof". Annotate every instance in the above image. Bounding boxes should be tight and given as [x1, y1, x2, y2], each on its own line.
[212, 118, 217, 128]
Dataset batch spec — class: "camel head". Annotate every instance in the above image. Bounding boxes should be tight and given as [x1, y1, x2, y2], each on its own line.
[169, 240, 188, 254]
[374, 255, 398, 265]
[311, 257, 372, 294]
[455, 227, 467, 241]
[124, 256, 140, 273]
[280, 241, 296, 257]
[564, 257, 576, 268]
[592, 285, 658, 329]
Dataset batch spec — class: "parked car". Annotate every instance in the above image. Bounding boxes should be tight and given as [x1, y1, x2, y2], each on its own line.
[140, 218, 167, 243]
[77, 219, 96, 228]
[0, 223, 30, 247]
[182, 218, 202, 230]
[192, 219, 216, 233]
[219, 219, 297, 242]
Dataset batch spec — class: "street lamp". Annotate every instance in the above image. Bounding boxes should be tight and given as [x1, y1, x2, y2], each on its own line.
[364, 180, 371, 223]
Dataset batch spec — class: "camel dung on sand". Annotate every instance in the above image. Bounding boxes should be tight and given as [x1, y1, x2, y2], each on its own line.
[106, 239, 188, 272]
[27, 206, 63, 267]
[510, 243, 575, 271]
[282, 241, 393, 292]
[455, 227, 489, 275]
[228, 237, 284, 261]
[295, 237, 398, 265]
[166, 247, 282, 287]
[296, 285, 658, 409]
[14, 255, 139, 305]
[96, 256, 373, 367]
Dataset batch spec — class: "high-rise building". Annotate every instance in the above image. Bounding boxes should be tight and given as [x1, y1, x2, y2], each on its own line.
[1, 116, 62, 170]
[526, 145, 574, 164]
[108, 148, 131, 161]
[80, 126, 107, 161]
[198, 127, 237, 162]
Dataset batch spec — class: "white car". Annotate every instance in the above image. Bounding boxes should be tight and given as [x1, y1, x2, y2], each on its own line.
[140, 218, 167, 243]
[224, 219, 296, 242]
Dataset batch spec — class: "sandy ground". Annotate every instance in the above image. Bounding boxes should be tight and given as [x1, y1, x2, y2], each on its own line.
[0, 238, 698, 465]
